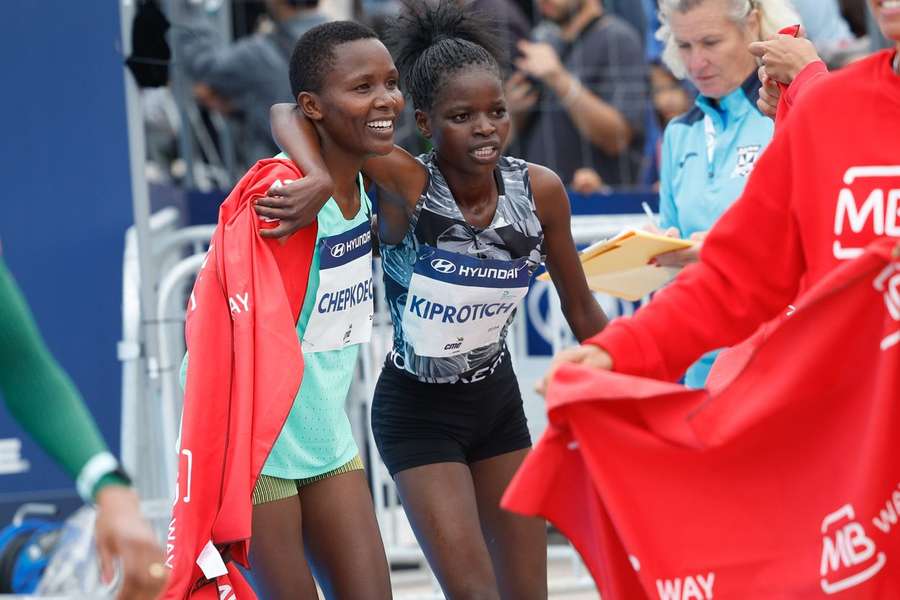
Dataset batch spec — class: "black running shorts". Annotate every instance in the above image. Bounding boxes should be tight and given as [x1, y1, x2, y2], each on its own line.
[372, 352, 532, 476]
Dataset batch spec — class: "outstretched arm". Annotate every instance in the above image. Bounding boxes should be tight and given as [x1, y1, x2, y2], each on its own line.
[0, 260, 116, 493]
[540, 124, 806, 392]
[529, 163, 608, 341]
[0, 259, 166, 599]
[583, 124, 805, 381]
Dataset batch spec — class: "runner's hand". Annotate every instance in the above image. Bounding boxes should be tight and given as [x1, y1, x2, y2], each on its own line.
[255, 171, 334, 238]
[95, 486, 167, 600]
[536, 345, 613, 396]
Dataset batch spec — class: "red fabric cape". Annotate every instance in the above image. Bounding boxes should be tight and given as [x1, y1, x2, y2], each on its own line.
[163, 159, 317, 599]
[503, 239, 900, 599]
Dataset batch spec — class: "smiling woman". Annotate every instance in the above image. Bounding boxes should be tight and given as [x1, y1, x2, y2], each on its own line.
[264, 1, 609, 597]
[172, 21, 398, 600]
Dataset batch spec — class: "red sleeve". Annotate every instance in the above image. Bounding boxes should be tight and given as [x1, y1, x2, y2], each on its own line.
[776, 60, 828, 127]
[585, 124, 806, 381]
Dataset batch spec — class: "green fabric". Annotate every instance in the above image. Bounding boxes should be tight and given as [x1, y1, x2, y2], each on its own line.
[0, 259, 111, 496]
[262, 179, 370, 479]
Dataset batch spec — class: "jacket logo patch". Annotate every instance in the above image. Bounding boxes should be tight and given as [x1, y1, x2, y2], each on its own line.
[832, 166, 900, 260]
[731, 145, 761, 178]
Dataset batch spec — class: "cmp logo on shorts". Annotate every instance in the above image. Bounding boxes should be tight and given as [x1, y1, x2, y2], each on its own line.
[819, 504, 886, 594]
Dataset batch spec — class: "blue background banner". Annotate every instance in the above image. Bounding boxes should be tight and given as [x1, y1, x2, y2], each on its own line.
[0, 1, 133, 519]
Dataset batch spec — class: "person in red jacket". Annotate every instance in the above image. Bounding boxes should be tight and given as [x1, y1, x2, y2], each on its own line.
[540, 0, 900, 388]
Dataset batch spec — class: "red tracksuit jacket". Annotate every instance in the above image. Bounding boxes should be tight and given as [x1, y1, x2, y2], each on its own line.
[503, 238, 900, 598]
[163, 159, 316, 599]
[587, 49, 900, 382]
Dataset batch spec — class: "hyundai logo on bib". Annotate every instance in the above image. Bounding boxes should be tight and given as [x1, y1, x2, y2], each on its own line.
[430, 258, 457, 274]
[330, 229, 371, 260]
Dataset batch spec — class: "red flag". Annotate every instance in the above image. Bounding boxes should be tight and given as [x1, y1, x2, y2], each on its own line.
[164, 159, 317, 598]
[503, 240, 900, 599]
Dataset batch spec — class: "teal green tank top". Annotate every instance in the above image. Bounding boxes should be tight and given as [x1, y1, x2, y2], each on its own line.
[262, 177, 373, 479]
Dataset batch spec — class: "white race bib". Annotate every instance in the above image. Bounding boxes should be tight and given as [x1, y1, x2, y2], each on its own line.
[301, 221, 374, 353]
[402, 246, 531, 358]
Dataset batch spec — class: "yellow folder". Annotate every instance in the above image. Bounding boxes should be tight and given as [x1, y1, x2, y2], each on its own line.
[538, 230, 697, 301]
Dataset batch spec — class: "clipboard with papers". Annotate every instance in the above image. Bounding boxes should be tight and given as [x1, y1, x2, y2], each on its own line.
[538, 229, 697, 301]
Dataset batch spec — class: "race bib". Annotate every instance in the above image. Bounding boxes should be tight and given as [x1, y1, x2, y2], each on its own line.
[301, 221, 374, 352]
[402, 246, 531, 357]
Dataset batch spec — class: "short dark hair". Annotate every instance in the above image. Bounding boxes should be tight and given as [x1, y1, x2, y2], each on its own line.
[385, 0, 505, 111]
[289, 21, 378, 98]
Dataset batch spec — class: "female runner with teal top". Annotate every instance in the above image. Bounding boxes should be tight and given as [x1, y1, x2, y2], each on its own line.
[264, 3, 608, 598]
[182, 21, 398, 600]
[0, 256, 165, 599]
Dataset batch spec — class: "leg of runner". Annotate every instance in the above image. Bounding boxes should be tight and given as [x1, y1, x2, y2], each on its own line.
[299, 469, 392, 599]
[394, 462, 500, 600]
[471, 449, 548, 600]
[249, 496, 320, 600]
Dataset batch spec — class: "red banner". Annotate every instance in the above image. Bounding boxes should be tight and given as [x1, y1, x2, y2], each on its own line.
[503, 241, 900, 599]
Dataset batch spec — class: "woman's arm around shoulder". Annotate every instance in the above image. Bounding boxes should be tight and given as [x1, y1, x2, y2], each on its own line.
[528, 162, 608, 341]
[264, 104, 427, 229]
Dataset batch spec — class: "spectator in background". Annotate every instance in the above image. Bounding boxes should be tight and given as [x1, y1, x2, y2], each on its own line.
[647, 0, 819, 388]
[839, 0, 869, 37]
[542, 0, 900, 395]
[170, 0, 327, 169]
[604, 0, 647, 44]
[642, 60, 693, 189]
[790, 0, 869, 65]
[792, 0, 855, 48]
[506, 0, 648, 188]
[644, 0, 665, 61]
[473, 0, 532, 73]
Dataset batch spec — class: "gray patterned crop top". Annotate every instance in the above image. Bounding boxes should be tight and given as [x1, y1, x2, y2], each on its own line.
[381, 152, 546, 383]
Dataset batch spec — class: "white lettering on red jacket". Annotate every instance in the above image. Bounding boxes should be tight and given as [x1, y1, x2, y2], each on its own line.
[833, 166, 900, 259]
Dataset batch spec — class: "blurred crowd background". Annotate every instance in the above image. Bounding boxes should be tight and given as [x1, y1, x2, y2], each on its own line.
[130, 0, 889, 200]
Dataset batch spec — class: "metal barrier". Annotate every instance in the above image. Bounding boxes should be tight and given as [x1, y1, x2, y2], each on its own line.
[119, 213, 214, 534]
